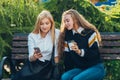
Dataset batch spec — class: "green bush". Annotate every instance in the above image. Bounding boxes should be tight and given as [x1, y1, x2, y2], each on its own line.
[43, 0, 120, 32]
[0, 0, 43, 59]
[104, 60, 120, 80]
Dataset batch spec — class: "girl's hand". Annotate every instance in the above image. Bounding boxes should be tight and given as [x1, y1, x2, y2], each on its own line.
[33, 52, 42, 59]
[30, 52, 42, 62]
[33, 48, 43, 59]
[71, 42, 81, 55]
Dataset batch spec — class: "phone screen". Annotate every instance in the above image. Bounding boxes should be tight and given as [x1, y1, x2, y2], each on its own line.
[68, 40, 75, 50]
[34, 47, 40, 53]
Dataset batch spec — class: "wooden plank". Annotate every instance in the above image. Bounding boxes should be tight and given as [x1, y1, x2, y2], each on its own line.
[99, 48, 120, 54]
[13, 36, 28, 41]
[101, 54, 120, 60]
[100, 32, 120, 35]
[12, 41, 27, 47]
[12, 54, 28, 59]
[101, 33, 120, 40]
[13, 33, 28, 41]
[101, 41, 120, 47]
[101, 35, 120, 40]
[12, 48, 28, 53]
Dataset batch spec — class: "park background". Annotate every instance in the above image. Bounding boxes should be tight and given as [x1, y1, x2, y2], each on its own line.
[0, 0, 120, 80]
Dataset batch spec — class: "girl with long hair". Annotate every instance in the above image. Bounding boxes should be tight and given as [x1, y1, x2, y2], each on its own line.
[58, 9, 105, 80]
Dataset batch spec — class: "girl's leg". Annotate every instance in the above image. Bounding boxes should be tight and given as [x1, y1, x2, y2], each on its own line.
[73, 63, 105, 80]
[61, 68, 82, 80]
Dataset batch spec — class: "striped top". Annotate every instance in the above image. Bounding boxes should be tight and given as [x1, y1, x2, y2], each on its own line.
[63, 27, 102, 70]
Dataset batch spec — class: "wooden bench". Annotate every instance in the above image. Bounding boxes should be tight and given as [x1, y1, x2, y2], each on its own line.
[0, 33, 28, 80]
[100, 32, 120, 60]
[0, 32, 120, 80]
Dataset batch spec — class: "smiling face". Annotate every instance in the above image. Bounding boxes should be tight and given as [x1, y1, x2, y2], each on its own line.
[39, 17, 51, 36]
[64, 14, 74, 30]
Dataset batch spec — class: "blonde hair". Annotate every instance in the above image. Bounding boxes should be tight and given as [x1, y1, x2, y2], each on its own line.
[58, 9, 101, 58]
[32, 10, 55, 43]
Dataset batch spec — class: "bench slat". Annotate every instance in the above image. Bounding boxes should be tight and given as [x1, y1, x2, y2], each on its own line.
[12, 54, 28, 59]
[101, 34, 120, 40]
[12, 41, 27, 47]
[13, 37, 27, 41]
[99, 48, 120, 54]
[102, 41, 120, 47]
[13, 33, 28, 41]
[12, 48, 28, 53]
[101, 54, 120, 60]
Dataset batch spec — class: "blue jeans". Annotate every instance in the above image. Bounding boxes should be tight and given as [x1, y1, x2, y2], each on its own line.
[61, 63, 105, 80]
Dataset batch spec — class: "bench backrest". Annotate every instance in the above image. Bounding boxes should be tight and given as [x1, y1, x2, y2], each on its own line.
[100, 32, 120, 60]
[11, 32, 120, 60]
[12, 33, 28, 60]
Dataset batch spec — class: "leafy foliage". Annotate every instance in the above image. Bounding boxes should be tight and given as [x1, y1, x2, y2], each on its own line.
[96, 0, 120, 32]
[43, 0, 120, 32]
[0, 0, 43, 59]
[104, 60, 120, 80]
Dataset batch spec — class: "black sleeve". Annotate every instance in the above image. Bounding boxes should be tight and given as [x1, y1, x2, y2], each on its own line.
[84, 42, 100, 60]
[83, 32, 100, 60]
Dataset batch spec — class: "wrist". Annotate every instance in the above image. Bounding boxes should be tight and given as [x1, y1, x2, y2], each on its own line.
[78, 49, 85, 57]
[77, 49, 81, 55]
[30, 55, 36, 61]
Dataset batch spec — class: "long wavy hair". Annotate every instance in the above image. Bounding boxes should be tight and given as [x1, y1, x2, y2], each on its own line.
[58, 9, 101, 58]
[32, 10, 55, 43]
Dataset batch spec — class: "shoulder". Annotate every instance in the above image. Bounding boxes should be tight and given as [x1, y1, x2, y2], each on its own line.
[28, 32, 38, 39]
[55, 28, 60, 33]
[55, 28, 60, 36]
[81, 29, 95, 37]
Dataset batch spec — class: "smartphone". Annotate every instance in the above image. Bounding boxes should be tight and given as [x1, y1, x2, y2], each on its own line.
[34, 47, 41, 53]
[68, 40, 75, 50]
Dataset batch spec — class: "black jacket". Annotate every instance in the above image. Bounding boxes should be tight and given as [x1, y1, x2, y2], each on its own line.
[63, 29, 102, 71]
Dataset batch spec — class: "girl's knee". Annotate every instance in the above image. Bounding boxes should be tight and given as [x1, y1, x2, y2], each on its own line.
[61, 73, 70, 80]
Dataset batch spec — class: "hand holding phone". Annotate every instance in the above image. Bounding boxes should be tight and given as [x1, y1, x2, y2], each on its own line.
[68, 40, 75, 50]
[34, 47, 43, 57]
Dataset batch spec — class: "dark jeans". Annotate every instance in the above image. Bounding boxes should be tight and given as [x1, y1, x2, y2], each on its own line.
[61, 63, 106, 80]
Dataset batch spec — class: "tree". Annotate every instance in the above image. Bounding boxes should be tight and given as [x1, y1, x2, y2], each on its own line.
[43, 0, 119, 31]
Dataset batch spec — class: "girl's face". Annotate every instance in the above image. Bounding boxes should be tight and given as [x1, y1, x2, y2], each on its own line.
[40, 17, 51, 34]
[64, 14, 74, 30]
